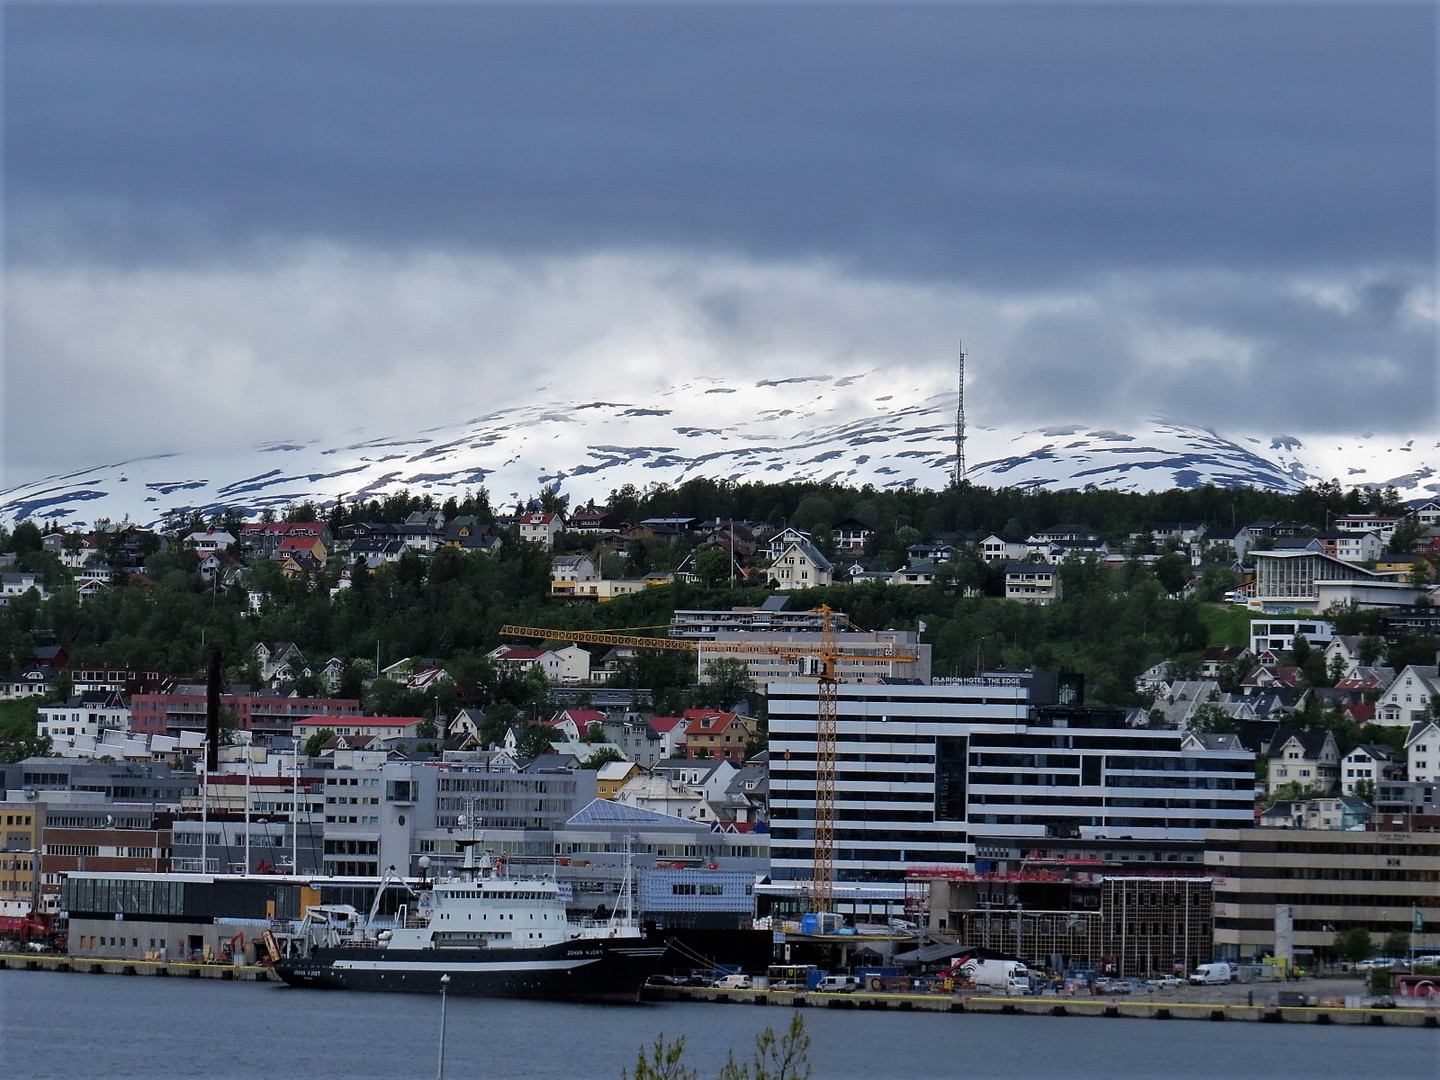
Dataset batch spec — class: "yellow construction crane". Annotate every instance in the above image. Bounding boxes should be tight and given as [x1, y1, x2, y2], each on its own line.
[497, 606, 917, 915]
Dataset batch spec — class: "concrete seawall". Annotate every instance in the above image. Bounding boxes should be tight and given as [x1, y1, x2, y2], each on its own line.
[644, 985, 1440, 1028]
[1, 951, 277, 982]
[5, 953, 1434, 1027]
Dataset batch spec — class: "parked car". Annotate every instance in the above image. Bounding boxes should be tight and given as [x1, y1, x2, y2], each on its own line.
[1147, 975, 1185, 990]
[713, 973, 753, 990]
[1355, 957, 1400, 971]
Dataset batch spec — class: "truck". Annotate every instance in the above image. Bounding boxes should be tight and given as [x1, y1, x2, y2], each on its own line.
[1188, 962, 1234, 985]
[947, 956, 1031, 994]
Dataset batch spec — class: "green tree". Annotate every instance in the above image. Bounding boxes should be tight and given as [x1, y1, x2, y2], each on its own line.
[515, 723, 558, 758]
[1263, 780, 1327, 811]
[581, 746, 625, 769]
[1332, 927, 1373, 965]
[304, 728, 336, 757]
[1152, 552, 1192, 596]
[1383, 930, 1411, 959]
[1357, 635, 1386, 667]
[1187, 703, 1235, 735]
[626, 1015, 811, 1080]
[7, 520, 42, 554]
[694, 548, 732, 589]
[696, 658, 756, 712]
[1353, 778, 1376, 805]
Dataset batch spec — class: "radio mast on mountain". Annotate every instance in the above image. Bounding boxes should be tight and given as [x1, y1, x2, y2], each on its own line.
[954, 342, 967, 486]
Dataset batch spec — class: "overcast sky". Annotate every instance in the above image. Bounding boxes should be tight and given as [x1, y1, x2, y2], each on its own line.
[4, 2, 1435, 484]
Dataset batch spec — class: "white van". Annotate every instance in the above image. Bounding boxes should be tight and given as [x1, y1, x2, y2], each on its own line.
[1189, 962, 1234, 985]
[816, 974, 861, 993]
[713, 973, 752, 990]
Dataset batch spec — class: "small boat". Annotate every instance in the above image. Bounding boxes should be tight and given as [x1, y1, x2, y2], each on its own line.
[273, 844, 666, 1002]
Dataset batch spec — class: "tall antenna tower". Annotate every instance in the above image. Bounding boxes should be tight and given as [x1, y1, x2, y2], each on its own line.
[954, 341, 967, 486]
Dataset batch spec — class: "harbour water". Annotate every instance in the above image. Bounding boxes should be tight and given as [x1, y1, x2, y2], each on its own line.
[2, 971, 1435, 1080]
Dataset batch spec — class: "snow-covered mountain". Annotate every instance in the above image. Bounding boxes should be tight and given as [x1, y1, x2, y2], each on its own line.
[2, 369, 1435, 528]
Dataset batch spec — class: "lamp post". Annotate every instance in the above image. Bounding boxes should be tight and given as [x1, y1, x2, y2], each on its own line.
[435, 973, 451, 1080]
[200, 740, 209, 874]
[291, 740, 300, 874]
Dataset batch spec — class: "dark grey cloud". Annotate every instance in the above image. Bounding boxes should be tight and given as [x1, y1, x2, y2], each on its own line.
[7, 3, 1433, 279]
[3, 3, 1435, 482]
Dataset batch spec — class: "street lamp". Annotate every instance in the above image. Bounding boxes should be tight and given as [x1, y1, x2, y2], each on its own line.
[199, 739, 209, 874]
[436, 973, 451, 1080]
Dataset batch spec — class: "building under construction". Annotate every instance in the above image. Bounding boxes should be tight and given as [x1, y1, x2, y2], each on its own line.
[911, 866, 1213, 978]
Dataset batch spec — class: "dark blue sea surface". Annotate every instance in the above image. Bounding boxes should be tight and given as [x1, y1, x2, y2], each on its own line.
[2, 971, 1435, 1080]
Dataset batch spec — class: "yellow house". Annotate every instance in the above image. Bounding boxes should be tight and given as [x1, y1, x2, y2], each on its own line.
[595, 760, 641, 799]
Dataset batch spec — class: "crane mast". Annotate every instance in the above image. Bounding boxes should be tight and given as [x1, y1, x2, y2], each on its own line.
[497, 606, 914, 915]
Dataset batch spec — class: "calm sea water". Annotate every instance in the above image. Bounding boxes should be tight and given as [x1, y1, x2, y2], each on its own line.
[2, 971, 1435, 1080]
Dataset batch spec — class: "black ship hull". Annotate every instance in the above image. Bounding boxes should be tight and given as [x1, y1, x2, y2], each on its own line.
[274, 937, 668, 1002]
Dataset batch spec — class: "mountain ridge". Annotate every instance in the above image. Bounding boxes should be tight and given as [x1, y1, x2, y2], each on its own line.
[2, 369, 1434, 528]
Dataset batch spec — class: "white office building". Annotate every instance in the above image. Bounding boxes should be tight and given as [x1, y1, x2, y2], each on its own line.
[767, 675, 1255, 885]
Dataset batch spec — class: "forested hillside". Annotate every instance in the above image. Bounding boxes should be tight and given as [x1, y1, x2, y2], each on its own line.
[0, 478, 1427, 727]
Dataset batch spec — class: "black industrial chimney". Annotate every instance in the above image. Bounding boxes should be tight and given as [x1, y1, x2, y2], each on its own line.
[206, 645, 221, 773]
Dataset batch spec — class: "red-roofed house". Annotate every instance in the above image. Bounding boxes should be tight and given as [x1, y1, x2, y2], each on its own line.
[678, 709, 759, 763]
[648, 715, 692, 759]
[550, 708, 606, 741]
[277, 534, 328, 564]
[488, 644, 565, 681]
[518, 511, 564, 549]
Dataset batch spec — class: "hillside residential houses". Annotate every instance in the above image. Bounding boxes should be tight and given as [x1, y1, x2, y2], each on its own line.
[1266, 729, 1341, 795]
[767, 539, 833, 590]
[550, 554, 599, 597]
[0, 572, 49, 607]
[1003, 561, 1062, 605]
[517, 511, 564, 549]
[238, 521, 332, 559]
[676, 709, 760, 763]
[36, 692, 130, 742]
[487, 643, 591, 682]
[1373, 665, 1440, 727]
[1340, 743, 1403, 794]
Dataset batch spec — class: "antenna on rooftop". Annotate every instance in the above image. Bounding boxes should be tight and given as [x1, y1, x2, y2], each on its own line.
[954, 342, 967, 487]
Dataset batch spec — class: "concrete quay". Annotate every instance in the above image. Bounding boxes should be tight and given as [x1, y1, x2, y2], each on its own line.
[644, 985, 1440, 1027]
[0, 950, 278, 982]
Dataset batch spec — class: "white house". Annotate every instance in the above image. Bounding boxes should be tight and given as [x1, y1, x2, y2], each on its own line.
[1406, 719, 1439, 783]
[550, 554, 599, 598]
[979, 534, 1026, 564]
[488, 644, 566, 681]
[1267, 729, 1340, 795]
[36, 693, 131, 742]
[517, 511, 564, 549]
[1374, 666, 1440, 727]
[1333, 531, 1383, 563]
[1341, 743, 1402, 795]
[0, 572, 50, 606]
[768, 540, 833, 590]
[1004, 561, 1062, 605]
[184, 529, 237, 554]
